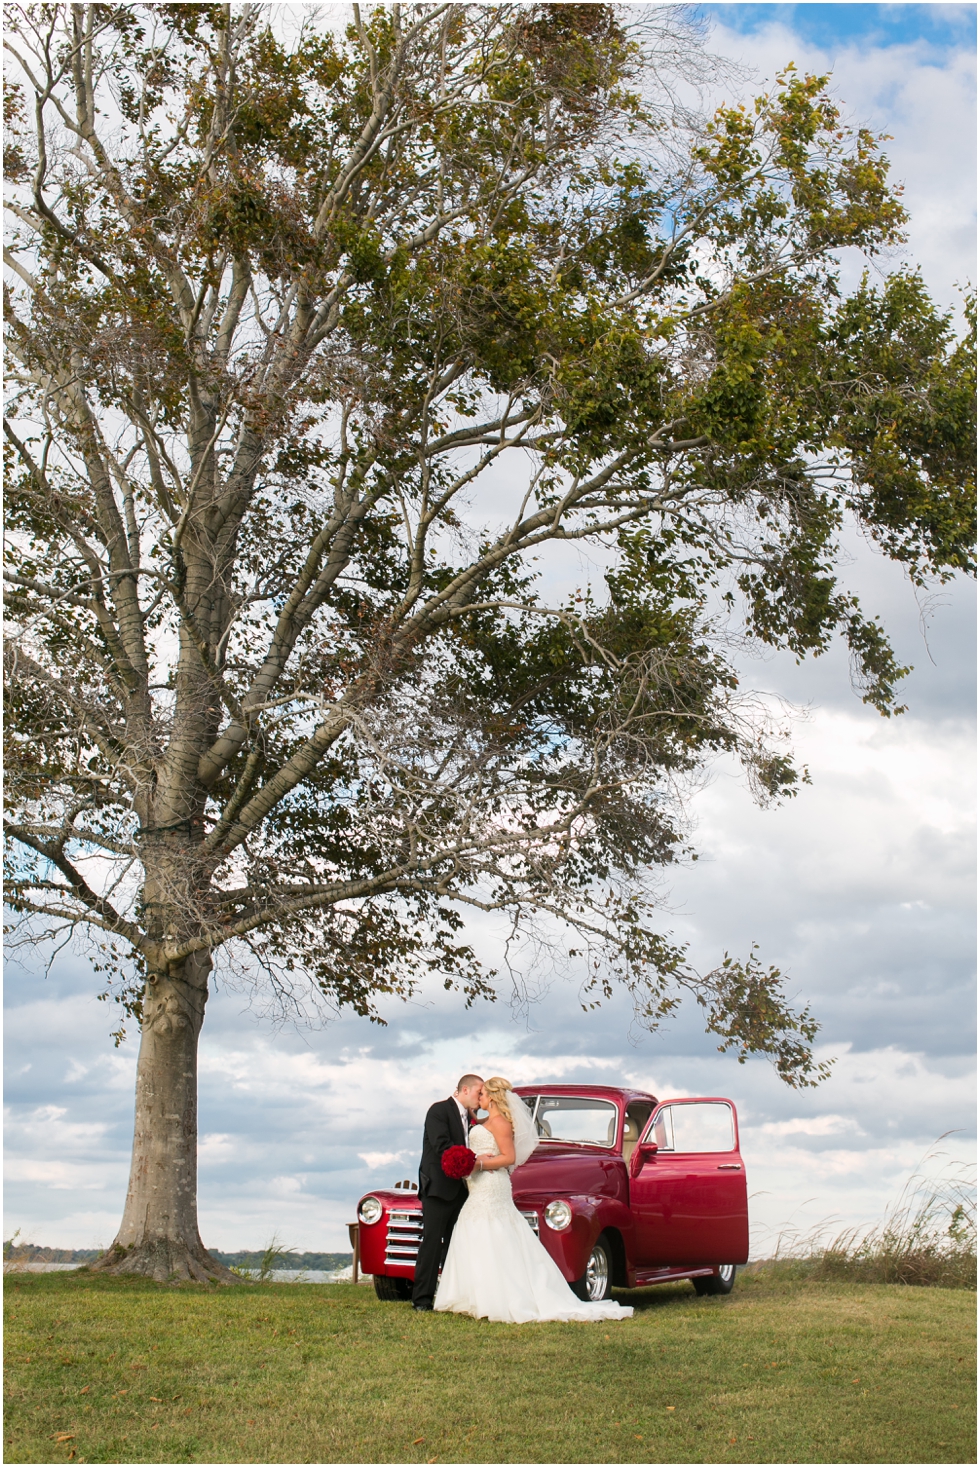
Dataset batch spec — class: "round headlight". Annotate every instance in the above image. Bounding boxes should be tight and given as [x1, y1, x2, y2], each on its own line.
[358, 1195, 383, 1226]
[544, 1198, 573, 1231]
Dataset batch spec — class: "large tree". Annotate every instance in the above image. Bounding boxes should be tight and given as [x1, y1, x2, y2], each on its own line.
[3, 2, 974, 1281]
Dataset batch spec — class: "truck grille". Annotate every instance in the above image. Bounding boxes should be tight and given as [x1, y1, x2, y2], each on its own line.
[383, 1207, 539, 1264]
[384, 1210, 423, 1265]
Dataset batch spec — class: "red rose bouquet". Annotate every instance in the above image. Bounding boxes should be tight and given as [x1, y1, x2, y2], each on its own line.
[441, 1144, 477, 1179]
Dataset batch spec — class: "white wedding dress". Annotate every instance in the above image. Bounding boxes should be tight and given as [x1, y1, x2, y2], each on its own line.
[434, 1120, 633, 1323]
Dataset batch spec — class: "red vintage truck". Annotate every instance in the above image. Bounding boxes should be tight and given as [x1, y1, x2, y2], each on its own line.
[356, 1084, 749, 1301]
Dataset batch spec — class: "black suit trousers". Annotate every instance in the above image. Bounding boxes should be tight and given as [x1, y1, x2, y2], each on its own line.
[411, 1192, 465, 1306]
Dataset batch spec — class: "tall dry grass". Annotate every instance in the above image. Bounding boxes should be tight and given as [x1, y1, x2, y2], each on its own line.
[755, 1136, 976, 1290]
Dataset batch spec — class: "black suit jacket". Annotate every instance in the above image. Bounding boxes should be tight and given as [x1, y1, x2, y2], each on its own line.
[418, 1097, 469, 1203]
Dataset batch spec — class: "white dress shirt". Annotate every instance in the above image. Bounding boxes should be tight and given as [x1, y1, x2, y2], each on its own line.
[455, 1098, 481, 1171]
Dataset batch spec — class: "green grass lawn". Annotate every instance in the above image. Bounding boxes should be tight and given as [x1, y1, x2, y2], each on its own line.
[4, 1269, 975, 1464]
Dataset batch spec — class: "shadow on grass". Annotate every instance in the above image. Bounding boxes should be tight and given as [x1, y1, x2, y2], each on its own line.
[612, 1281, 704, 1311]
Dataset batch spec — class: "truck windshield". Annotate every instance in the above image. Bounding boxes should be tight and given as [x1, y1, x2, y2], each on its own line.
[534, 1096, 618, 1146]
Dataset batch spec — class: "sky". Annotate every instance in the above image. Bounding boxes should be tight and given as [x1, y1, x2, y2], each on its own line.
[4, 2, 976, 1259]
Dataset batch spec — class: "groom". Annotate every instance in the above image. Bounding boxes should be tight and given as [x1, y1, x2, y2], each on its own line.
[411, 1073, 483, 1311]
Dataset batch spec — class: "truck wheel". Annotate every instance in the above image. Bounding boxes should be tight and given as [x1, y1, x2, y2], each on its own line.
[373, 1274, 412, 1301]
[572, 1233, 614, 1302]
[693, 1264, 736, 1296]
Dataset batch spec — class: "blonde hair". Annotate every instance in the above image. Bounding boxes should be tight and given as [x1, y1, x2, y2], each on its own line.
[483, 1076, 514, 1125]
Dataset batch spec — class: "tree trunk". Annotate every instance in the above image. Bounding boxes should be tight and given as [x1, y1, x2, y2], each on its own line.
[92, 953, 236, 1282]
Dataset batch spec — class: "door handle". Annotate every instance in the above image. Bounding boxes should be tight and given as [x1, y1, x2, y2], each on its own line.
[717, 1163, 742, 1170]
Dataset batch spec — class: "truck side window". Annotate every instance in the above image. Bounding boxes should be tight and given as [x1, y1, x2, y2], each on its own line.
[668, 1102, 735, 1152]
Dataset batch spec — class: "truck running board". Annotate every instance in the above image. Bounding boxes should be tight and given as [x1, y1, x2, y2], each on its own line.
[632, 1265, 717, 1285]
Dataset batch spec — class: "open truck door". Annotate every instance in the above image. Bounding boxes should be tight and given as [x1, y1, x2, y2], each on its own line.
[628, 1098, 749, 1268]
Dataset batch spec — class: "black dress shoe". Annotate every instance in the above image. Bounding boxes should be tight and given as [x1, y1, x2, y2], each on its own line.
[412, 1301, 434, 1311]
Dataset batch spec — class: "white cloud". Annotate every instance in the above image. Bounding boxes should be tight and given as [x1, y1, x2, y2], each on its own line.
[268, 1175, 304, 1198]
[4, 1159, 110, 1192]
[670, 705, 975, 918]
[198, 1133, 236, 1163]
[756, 1114, 863, 1138]
[358, 1151, 413, 1169]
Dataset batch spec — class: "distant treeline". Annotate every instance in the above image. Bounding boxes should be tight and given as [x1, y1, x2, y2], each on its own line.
[3, 1243, 354, 1271]
[3, 1245, 101, 1263]
[212, 1251, 354, 1271]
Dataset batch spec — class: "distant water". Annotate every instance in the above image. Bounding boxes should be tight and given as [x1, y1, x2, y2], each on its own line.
[4, 1262, 80, 1273]
[266, 1268, 354, 1283]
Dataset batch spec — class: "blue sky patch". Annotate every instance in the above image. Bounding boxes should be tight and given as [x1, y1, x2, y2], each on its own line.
[701, 3, 977, 53]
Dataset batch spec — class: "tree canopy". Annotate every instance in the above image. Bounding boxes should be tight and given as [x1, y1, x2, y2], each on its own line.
[2, 1, 975, 1276]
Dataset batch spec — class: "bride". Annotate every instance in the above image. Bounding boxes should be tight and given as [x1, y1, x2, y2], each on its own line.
[434, 1076, 633, 1323]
